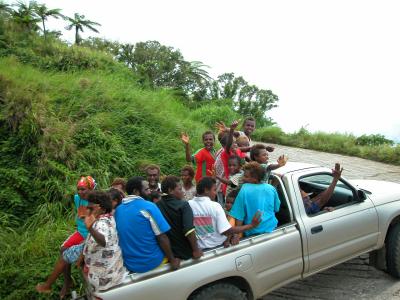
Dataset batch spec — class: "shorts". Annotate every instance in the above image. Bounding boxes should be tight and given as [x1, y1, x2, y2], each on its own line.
[62, 243, 85, 264]
[62, 231, 85, 248]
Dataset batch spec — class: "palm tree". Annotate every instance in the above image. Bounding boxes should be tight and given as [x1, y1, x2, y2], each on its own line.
[12, 1, 40, 31]
[34, 3, 64, 40]
[65, 13, 100, 45]
[0, 1, 13, 15]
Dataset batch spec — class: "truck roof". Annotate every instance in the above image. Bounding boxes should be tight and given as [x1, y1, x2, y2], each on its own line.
[271, 161, 319, 177]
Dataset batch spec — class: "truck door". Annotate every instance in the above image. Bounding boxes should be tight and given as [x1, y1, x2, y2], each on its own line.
[292, 172, 379, 275]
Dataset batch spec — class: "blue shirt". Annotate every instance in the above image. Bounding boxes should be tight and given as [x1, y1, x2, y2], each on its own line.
[74, 194, 88, 238]
[115, 196, 171, 273]
[229, 183, 280, 236]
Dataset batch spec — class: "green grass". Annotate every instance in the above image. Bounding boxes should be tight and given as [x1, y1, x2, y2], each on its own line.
[253, 126, 400, 165]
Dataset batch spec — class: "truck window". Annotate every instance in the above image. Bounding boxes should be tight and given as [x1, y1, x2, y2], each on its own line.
[299, 173, 356, 216]
[269, 175, 292, 226]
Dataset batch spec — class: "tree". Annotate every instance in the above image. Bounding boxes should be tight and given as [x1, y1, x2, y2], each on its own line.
[11, 0, 40, 31]
[34, 3, 64, 40]
[65, 13, 100, 45]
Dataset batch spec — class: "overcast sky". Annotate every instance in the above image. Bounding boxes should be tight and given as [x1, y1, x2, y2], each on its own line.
[30, 0, 400, 141]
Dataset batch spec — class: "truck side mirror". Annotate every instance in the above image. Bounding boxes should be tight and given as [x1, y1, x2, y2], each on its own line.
[357, 190, 366, 202]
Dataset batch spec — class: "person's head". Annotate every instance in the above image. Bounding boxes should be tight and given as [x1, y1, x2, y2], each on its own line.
[87, 191, 112, 216]
[250, 144, 268, 163]
[196, 177, 217, 200]
[77, 176, 96, 200]
[228, 156, 242, 175]
[242, 117, 256, 137]
[145, 165, 161, 188]
[242, 162, 265, 184]
[108, 188, 124, 209]
[202, 131, 215, 151]
[126, 176, 151, 199]
[236, 136, 250, 148]
[225, 189, 239, 212]
[111, 177, 126, 193]
[150, 191, 162, 203]
[161, 175, 184, 200]
[181, 165, 195, 185]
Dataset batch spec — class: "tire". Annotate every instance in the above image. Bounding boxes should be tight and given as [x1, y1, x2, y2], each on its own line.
[191, 283, 247, 300]
[386, 223, 400, 278]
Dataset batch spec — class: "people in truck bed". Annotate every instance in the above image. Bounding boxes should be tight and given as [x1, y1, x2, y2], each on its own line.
[181, 165, 196, 201]
[189, 177, 262, 250]
[115, 176, 180, 273]
[215, 155, 244, 198]
[250, 144, 288, 182]
[229, 162, 281, 236]
[156, 176, 203, 260]
[181, 130, 216, 183]
[145, 164, 162, 193]
[81, 191, 126, 292]
[36, 176, 96, 298]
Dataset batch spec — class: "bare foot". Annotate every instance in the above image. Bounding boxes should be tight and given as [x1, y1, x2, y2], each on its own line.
[36, 283, 51, 293]
[59, 281, 72, 299]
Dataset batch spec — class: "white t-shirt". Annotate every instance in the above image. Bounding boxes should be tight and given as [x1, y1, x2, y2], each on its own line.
[188, 196, 232, 249]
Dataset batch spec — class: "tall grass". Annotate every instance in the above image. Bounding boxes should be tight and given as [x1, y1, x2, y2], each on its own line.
[254, 126, 400, 165]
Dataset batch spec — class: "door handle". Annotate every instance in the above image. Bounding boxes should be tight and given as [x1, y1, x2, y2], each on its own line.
[311, 225, 323, 234]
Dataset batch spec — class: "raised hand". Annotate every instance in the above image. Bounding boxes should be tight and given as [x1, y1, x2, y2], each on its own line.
[332, 163, 343, 179]
[277, 155, 288, 167]
[181, 132, 190, 145]
[230, 119, 241, 130]
[250, 210, 263, 228]
[215, 121, 227, 134]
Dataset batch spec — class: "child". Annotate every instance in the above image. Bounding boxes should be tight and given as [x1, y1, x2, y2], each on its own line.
[229, 162, 280, 236]
[181, 165, 197, 201]
[189, 177, 262, 250]
[215, 155, 243, 198]
[225, 189, 239, 227]
[250, 144, 288, 182]
[36, 176, 96, 299]
[156, 176, 203, 260]
[181, 131, 216, 183]
[83, 191, 126, 292]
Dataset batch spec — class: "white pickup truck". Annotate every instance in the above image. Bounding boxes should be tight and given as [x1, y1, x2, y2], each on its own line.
[85, 162, 400, 300]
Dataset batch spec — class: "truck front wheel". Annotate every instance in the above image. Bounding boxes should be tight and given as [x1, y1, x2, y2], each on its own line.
[386, 223, 400, 278]
[191, 283, 247, 300]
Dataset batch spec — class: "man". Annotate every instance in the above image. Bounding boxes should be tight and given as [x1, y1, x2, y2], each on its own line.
[115, 176, 180, 273]
[145, 164, 161, 193]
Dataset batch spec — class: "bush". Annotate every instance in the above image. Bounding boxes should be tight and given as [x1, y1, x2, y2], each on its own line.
[190, 104, 240, 129]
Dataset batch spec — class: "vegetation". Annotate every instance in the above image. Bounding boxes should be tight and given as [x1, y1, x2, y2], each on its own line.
[253, 127, 400, 165]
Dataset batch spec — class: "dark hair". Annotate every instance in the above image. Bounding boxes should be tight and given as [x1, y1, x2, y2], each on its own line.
[196, 177, 216, 195]
[181, 165, 195, 178]
[250, 144, 266, 161]
[150, 191, 161, 201]
[228, 155, 242, 166]
[161, 175, 181, 194]
[111, 178, 126, 191]
[218, 131, 229, 147]
[126, 176, 145, 195]
[243, 116, 256, 125]
[202, 130, 215, 141]
[87, 191, 112, 213]
[108, 188, 124, 207]
[226, 189, 239, 200]
[243, 162, 265, 183]
[145, 164, 160, 174]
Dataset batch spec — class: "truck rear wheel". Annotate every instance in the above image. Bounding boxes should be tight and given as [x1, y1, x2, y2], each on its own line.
[191, 283, 247, 300]
[386, 223, 400, 278]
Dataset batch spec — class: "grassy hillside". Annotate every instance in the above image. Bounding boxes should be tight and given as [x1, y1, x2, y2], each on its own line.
[0, 51, 240, 298]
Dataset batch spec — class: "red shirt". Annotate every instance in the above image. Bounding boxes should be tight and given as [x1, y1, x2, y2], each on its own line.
[192, 148, 216, 183]
[220, 148, 246, 194]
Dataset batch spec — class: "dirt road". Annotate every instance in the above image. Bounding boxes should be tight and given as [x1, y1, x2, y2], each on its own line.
[261, 144, 400, 300]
